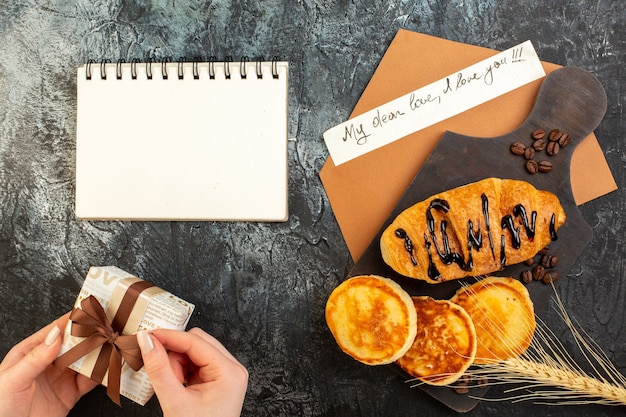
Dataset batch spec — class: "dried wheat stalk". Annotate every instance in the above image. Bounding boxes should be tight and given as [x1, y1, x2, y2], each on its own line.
[481, 357, 626, 405]
[408, 281, 626, 406]
[471, 287, 626, 406]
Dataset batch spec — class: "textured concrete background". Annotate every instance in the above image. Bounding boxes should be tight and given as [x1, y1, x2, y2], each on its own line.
[0, 1, 624, 416]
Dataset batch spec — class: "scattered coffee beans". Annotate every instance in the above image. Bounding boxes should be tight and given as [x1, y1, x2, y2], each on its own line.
[522, 269, 533, 283]
[525, 159, 539, 174]
[452, 374, 489, 395]
[558, 133, 570, 147]
[541, 254, 558, 268]
[454, 382, 470, 395]
[521, 246, 560, 286]
[510, 128, 571, 174]
[537, 160, 553, 173]
[511, 142, 527, 155]
[531, 129, 546, 140]
[542, 270, 559, 284]
[475, 377, 489, 389]
[549, 129, 562, 141]
[454, 374, 470, 393]
[547, 141, 560, 156]
[532, 138, 548, 151]
[524, 147, 535, 160]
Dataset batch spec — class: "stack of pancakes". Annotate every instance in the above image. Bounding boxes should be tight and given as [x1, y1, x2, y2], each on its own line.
[325, 275, 535, 385]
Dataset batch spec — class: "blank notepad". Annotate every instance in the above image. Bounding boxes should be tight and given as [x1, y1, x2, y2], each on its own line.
[75, 58, 289, 221]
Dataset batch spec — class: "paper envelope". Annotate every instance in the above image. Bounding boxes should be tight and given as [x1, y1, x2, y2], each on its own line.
[319, 29, 616, 262]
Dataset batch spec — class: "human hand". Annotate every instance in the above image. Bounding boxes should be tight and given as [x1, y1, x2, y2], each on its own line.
[138, 328, 248, 417]
[0, 313, 98, 417]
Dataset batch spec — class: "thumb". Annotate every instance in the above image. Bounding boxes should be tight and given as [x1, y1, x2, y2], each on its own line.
[4, 325, 62, 391]
[137, 331, 185, 403]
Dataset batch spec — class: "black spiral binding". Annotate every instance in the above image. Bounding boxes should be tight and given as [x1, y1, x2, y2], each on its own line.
[208, 56, 217, 79]
[131, 58, 140, 79]
[88, 59, 110, 80]
[116, 59, 125, 80]
[192, 57, 200, 80]
[240, 56, 248, 79]
[145, 58, 154, 80]
[256, 57, 263, 79]
[224, 55, 233, 79]
[161, 57, 171, 80]
[85, 59, 95, 80]
[85, 56, 282, 80]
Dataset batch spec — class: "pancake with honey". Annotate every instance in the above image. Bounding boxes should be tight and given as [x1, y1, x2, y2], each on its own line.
[396, 296, 476, 385]
[450, 277, 535, 364]
[325, 275, 417, 365]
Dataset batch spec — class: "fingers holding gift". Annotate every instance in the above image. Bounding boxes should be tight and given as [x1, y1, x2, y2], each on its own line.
[187, 327, 241, 364]
[0, 314, 70, 391]
[165, 350, 192, 384]
[1, 313, 70, 369]
[150, 329, 246, 376]
[137, 330, 188, 407]
[138, 328, 248, 417]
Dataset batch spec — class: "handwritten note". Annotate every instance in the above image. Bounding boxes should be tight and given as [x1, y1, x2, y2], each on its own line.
[323, 40, 545, 165]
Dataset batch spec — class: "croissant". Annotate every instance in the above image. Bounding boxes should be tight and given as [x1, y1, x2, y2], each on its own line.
[380, 178, 566, 283]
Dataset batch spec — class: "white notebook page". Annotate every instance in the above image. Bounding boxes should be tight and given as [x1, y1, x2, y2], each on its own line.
[75, 59, 288, 221]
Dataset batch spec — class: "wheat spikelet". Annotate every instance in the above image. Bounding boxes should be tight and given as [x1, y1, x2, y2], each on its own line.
[476, 357, 626, 406]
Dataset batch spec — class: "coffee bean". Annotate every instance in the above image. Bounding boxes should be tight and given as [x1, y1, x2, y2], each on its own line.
[454, 385, 469, 395]
[538, 160, 553, 173]
[531, 129, 546, 140]
[547, 141, 560, 156]
[558, 133, 571, 147]
[524, 258, 535, 266]
[510, 142, 526, 155]
[521, 270, 533, 284]
[475, 377, 489, 388]
[525, 159, 539, 174]
[549, 129, 563, 142]
[533, 138, 548, 151]
[454, 386, 470, 395]
[550, 255, 559, 267]
[533, 265, 545, 280]
[453, 374, 472, 394]
[542, 270, 559, 284]
[524, 147, 535, 160]
[541, 254, 559, 268]
[539, 246, 550, 255]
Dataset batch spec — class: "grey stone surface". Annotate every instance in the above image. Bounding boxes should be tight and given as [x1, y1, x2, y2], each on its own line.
[0, 1, 624, 416]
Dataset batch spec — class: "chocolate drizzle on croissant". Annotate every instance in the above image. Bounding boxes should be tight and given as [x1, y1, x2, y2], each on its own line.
[380, 178, 566, 283]
[394, 228, 417, 266]
[482, 192, 496, 259]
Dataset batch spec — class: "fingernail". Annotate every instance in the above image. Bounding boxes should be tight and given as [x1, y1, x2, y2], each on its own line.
[44, 326, 61, 346]
[137, 331, 154, 353]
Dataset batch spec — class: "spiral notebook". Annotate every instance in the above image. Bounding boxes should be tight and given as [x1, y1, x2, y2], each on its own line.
[75, 58, 289, 221]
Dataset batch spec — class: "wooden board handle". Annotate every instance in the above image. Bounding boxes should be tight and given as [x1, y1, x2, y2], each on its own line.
[520, 66, 607, 153]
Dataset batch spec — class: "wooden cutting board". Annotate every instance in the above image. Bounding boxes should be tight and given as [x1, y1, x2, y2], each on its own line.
[347, 67, 608, 412]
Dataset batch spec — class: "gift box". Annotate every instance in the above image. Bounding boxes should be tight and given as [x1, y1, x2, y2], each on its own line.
[55, 266, 195, 406]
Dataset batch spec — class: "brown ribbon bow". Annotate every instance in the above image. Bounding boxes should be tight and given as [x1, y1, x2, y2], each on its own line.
[54, 295, 146, 406]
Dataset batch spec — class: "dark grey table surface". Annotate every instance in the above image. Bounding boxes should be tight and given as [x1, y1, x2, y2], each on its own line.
[0, 1, 624, 416]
